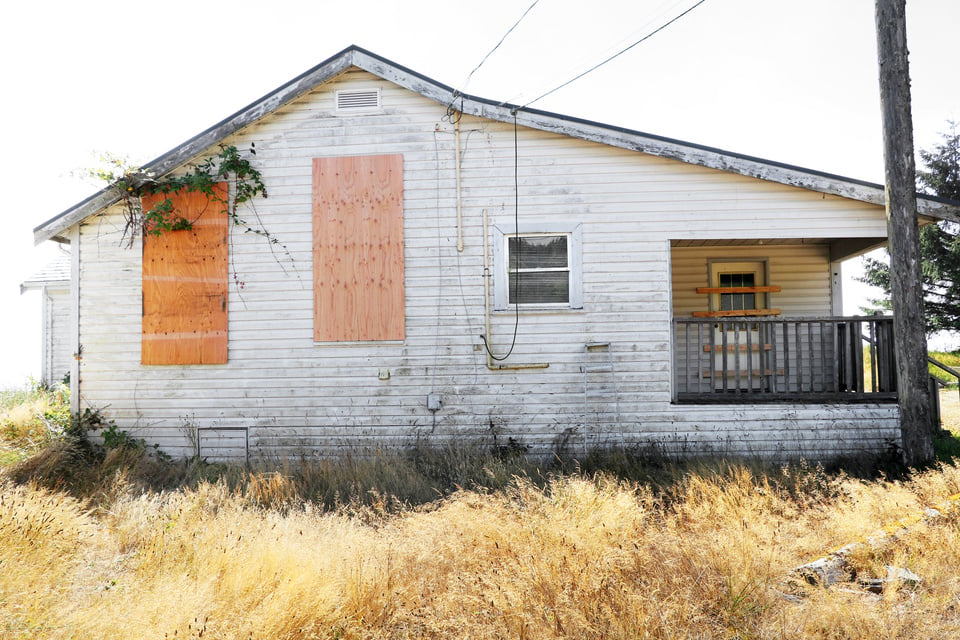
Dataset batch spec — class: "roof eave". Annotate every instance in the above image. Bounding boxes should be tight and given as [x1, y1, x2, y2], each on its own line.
[34, 46, 362, 245]
[34, 45, 960, 243]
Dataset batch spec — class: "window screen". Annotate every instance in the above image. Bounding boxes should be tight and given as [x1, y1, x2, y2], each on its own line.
[507, 234, 570, 305]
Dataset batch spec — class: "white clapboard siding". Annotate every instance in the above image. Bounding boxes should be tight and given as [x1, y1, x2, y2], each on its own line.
[41, 285, 73, 387]
[72, 68, 900, 461]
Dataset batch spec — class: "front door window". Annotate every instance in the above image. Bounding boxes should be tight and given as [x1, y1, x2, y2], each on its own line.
[710, 261, 767, 390]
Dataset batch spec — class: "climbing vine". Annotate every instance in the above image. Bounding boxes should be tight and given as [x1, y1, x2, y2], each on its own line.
[89, 144, 272, 247]
[84, 144, 300, 295]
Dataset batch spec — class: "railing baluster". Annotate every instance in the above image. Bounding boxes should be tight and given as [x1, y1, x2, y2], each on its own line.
[796, 321, 803, 392]
[737, 321, 743, 393]
[672, 317, 896, 403]
[829, 324, 842, 393]
[783, 319, 791, 393]
[769, 321, 778, 393]
[818, 321, 826, 393]
[700, 321, 709, 394]
[721, 321, 729, 393]
[854, 321, 865, 393]
[679, 320, 687, 396]
[844, 322, 855, 392]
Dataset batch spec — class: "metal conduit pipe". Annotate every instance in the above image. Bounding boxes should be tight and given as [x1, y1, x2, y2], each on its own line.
[455, 114, 463, 253]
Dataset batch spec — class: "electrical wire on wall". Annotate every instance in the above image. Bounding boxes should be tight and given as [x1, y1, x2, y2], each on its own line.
[430, 128, 485, 389]
[429, 130, 447, 396]
[480, 0, 709, 361]
[481, 112, 521, 361]
[440, 0, 708, 366]
[454, 126, 483, 383]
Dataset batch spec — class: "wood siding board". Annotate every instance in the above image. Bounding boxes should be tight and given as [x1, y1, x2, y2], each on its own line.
[313, 154, 405, 342]
[141, 186, 228, 365]
[68, 71, 909, 461]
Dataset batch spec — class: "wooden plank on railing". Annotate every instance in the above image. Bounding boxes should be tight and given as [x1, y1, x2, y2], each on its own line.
[703, 369, 785, 378]
[927, 355, 960, 380]
[695, 286, 782, 294]
[703, 344, 772, 352]
[691, 309, 781, 318]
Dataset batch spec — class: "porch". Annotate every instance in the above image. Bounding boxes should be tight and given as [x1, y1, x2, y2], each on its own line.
[672, 316, 897, 404]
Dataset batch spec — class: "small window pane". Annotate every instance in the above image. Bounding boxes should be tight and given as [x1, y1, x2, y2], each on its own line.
[719, 272, 756, 311]
[508, 235, 568, 269]
[509, 271, 570, 304]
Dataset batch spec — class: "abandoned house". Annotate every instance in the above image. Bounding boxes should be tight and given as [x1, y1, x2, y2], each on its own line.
[33, 46, 960, 461]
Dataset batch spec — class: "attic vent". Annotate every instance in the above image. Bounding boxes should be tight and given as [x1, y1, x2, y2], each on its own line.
[336, 89, 381, 112]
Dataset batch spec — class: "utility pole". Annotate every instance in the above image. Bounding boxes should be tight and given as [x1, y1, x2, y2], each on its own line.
[875, 0, 935, 465]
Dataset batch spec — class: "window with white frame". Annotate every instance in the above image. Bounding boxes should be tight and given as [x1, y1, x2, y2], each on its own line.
[493, 224, 582, 310]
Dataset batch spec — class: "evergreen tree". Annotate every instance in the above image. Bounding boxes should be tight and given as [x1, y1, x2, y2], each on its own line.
[860, 123, 960, 333]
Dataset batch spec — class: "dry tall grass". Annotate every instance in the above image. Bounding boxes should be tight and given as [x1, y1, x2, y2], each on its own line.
[0, 383, 69, 464]
[940, 386, 960, 433]
[5, 386, 960, 638]
[4, 448, 960, 638]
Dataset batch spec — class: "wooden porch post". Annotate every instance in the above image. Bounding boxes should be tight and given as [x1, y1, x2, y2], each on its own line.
[875, 0, 935, 465]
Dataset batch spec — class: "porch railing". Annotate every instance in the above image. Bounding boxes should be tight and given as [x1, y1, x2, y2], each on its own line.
[673, 316, 897, 403]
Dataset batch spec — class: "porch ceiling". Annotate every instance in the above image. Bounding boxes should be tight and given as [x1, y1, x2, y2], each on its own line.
[670, 238, 887, 261]
[671, 239, 830, 247]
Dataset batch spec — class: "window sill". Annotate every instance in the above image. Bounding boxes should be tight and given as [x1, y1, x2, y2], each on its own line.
[313, 340, 405, 347]
[493, 306, 585, 315]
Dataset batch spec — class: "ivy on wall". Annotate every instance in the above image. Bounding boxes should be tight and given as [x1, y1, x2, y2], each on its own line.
[89, 144, 271, 247]
[85, 143, 300, 295]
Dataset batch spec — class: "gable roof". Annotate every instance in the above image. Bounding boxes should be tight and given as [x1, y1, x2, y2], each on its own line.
[20, 252, 71, 294]
[34, 45, 960, 244]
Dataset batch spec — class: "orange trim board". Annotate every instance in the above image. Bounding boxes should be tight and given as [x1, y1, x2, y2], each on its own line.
[691, 309, 782, 318]
[696, 286, 781, 294]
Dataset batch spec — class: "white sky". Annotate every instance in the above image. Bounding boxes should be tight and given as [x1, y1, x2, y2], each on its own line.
[1, 0, 958, 387]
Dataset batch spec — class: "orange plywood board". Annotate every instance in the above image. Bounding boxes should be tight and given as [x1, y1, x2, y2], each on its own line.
[313, 155, 405, 342]
[691, 308, 782, 318]
[695, 286, 781, 294]
[142, 185, 229, 364]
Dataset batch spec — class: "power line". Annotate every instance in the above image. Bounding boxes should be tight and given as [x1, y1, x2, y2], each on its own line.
[498, 0, 691, 107]
[457, 0, 541, 97]
[517, 0, 709, 111]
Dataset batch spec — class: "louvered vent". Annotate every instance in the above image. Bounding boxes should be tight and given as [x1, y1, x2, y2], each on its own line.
[336, 89, 381, 112]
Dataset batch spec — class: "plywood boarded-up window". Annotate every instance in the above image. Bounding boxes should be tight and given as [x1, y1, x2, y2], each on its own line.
[313, 154, 404, 342]
[142, 185, 229, 364]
